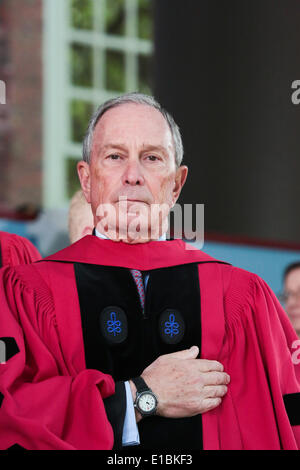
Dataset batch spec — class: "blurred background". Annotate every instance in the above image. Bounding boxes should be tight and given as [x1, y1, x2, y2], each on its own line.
[0, 0, 300, 293]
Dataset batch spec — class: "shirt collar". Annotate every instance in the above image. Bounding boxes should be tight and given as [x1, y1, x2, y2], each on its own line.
[95, 228, 167, 242]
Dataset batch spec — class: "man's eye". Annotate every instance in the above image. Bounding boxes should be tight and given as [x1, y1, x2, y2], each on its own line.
[108, 154, 121, 160]
[146, 155, 159, 161]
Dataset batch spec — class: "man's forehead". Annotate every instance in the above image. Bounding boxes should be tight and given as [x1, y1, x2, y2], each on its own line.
[94, 103, 170, 134]
[92, 103, 175, 151]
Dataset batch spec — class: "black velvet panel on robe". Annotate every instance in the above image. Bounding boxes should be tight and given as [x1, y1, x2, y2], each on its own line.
[74, 262, 202, 449]
[0, 337, 20, 362]
[283, 393, 300, 426]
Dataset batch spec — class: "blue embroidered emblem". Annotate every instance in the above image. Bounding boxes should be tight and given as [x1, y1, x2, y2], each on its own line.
[164, 313, 179, 338]
[106, 311, 122, 336]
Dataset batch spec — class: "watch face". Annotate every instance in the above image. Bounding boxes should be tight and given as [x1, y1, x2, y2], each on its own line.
[138, 392, 157, 413]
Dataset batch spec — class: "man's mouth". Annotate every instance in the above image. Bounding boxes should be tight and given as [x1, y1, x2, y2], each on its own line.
[116, 198, 148, 205]
[127, 199, 147, 204]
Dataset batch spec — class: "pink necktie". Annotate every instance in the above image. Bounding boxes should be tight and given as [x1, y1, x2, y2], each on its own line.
[130, 269, 145, 310]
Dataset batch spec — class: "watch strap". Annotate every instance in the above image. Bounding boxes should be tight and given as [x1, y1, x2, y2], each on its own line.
[131, 376, 150, 393]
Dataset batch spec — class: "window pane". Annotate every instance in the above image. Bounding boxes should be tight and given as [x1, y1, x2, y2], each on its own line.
[138, 54, 152, 94]
[138, 0, 153, 40]
[70, 43, 93, 88]
[66, 157, 81, 199]
[105, 0, 125, 36]
[70, 100, 94, 143]
[70, 0, 93, 30]
[105, 50, 125, 92]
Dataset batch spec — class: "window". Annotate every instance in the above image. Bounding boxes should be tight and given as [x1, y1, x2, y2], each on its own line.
[43, 0, 153, 208]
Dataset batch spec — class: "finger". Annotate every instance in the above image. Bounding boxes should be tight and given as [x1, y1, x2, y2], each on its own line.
[165, 345, 199, 360]
[202, 385, 228, 399]
[202, 397, 222, 412]
[197, 360, 224, 372]
[202, 371, 230, 386]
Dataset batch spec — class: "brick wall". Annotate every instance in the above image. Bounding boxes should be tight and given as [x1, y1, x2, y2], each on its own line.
[0, 0, 42, 210]
[0, 0, 11, 206]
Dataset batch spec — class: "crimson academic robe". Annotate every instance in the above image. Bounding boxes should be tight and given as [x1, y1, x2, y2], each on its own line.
[0, 231, 41, 267]
[0, 236, 300, 450]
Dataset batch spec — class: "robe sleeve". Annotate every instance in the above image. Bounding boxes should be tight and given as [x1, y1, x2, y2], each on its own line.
[0, 232, 42, 267]
[222, 270, 300, 449]
[0, 266, 115, 450]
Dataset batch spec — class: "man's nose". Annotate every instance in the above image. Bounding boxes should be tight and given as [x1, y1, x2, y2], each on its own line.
[122, 159, 145, 186]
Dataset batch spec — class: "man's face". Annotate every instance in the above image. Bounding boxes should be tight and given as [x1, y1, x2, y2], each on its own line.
[284, 267, 300, 337]
[78, 103, 187, 242]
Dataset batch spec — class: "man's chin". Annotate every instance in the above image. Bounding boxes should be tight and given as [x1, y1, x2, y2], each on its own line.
[96, 218, 166, 243]
[102, 227, 161, 244]
[121, 236, 151, 245]
[118, 226, 158, 244]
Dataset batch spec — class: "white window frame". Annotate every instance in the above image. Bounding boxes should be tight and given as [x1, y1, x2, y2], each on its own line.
[43, 0, 153, 209]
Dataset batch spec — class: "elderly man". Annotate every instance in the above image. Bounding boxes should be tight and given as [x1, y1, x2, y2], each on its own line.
[0, 93, 300, 450]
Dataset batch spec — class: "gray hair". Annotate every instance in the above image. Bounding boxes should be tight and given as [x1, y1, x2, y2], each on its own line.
[82, 92, 184, 167]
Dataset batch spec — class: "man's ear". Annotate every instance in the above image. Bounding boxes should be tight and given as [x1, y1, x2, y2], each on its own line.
[172, 165, 188, 207]
[77, 161, 91, 204]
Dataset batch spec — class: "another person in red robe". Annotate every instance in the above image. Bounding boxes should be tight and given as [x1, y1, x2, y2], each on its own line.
[68, 189, 94, 244]
[280, 262, 300, 338]
[0, 231, 41, 267]
[0, 93, 300, 450]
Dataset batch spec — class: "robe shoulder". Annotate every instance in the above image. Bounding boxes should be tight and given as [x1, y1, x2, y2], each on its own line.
[0, 262, 55, 324]
[217, 263, 279, 323]
[211, 261, 299, 347]
[222, 264, 300, 363]
[0, 231, 41, 267]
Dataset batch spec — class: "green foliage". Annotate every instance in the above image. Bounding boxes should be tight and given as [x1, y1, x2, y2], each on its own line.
[106, 0, 125, 35]
[66, 158, 81, 199]
[70, 100, 94, 143]
[71, 0, 94, 30]
[106, 50, 125, 92]
[138, 0, 153, 40]
[138, 54, 152, 94]
[71, 43, 93, 88]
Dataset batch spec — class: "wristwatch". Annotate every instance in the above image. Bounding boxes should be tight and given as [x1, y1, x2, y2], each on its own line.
[131, 376, 158, 417]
